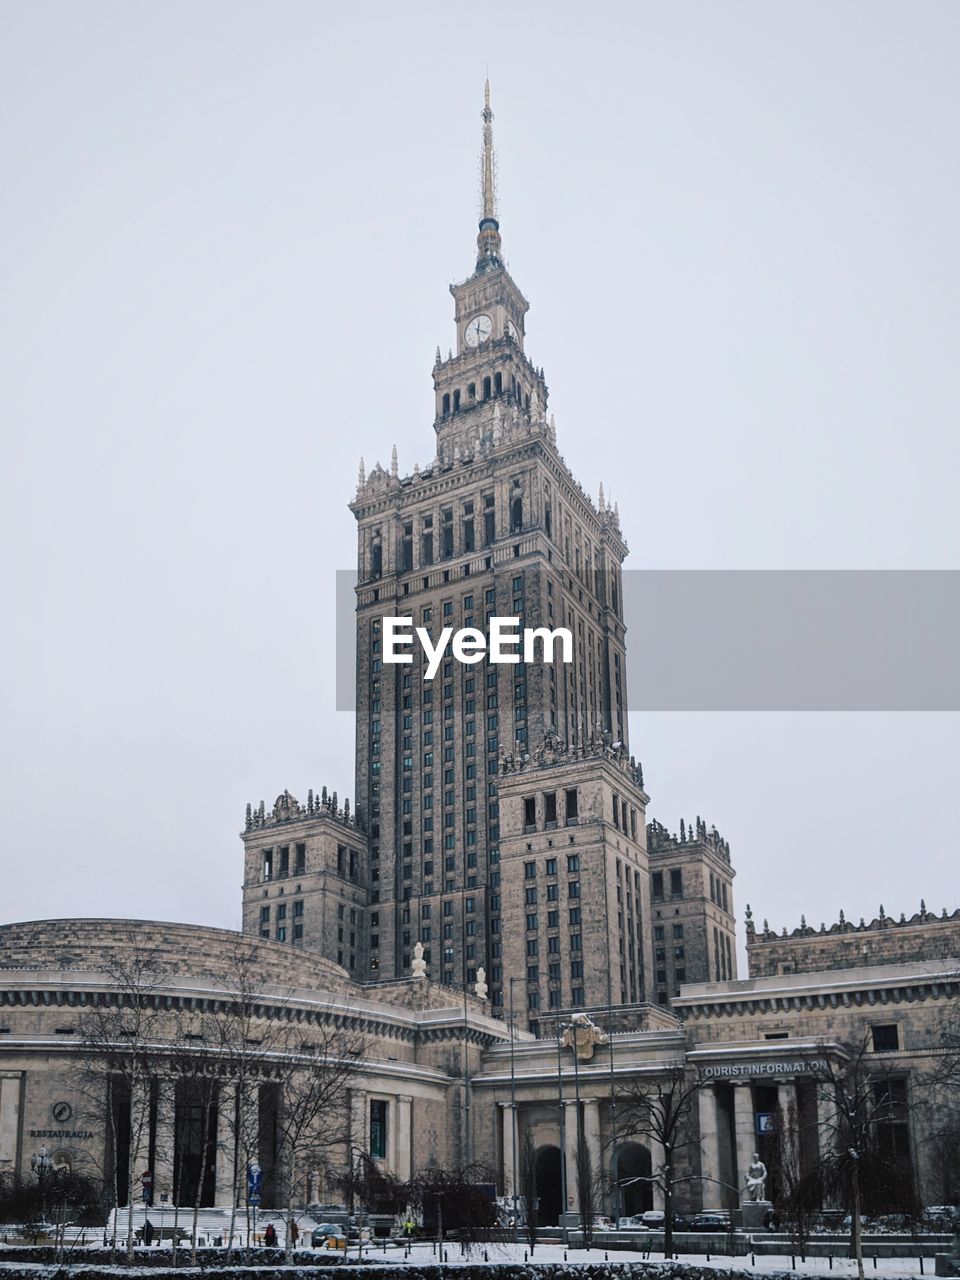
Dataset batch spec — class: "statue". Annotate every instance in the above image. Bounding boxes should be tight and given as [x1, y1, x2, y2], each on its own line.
[743, 1153, 768, 1202]
[475, 967, 488, 1000]
[411, 941, 427, 980]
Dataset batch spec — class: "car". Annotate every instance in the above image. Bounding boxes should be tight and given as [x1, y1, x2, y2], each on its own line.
[687, 1214, 729, 1232]
[640, 1211, 665, 1230]
[311, 1223, 346, 1248]
[617, 1215, 642, 1229]
[925, 1206, 959, 1227]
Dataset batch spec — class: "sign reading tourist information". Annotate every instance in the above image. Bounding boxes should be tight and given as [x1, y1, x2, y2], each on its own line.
[700, 1059, 828, 1079]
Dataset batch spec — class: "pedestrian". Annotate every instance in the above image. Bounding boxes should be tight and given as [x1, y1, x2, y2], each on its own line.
[143, 1219, 154, 1246]
[264, 1222, 277, 1248]
[289, 1219, 299, 1247]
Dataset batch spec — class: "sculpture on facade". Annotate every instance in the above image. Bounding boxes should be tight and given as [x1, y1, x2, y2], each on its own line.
[561, 1012, 608, 1061]
[475, 966, 488, 1000]
[411, 941, 427, 980]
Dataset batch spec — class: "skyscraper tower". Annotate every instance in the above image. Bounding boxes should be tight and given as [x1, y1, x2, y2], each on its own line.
[350, 85, 631, 1013]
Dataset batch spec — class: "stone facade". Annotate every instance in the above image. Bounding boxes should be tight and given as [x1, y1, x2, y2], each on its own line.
[746, 902, 960, 977]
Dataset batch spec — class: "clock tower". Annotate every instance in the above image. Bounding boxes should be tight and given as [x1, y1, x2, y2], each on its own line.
[433, 82, 545, 458]
[351, 83, 631, 1013]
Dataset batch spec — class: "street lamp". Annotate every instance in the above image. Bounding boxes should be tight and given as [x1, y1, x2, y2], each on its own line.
[32, 1146, 53, 1223]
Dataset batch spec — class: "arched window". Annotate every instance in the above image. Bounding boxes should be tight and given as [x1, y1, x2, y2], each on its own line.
[467, 382, 476, 400]
[511, 495, 523, 532]
[482, 376, 491, 400]
[441, 393, 450, 416]
[494, 371, 503, 395]
[453, 389, 461, 412]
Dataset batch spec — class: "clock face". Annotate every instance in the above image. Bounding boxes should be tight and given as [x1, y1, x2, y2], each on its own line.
[464, 314, 493, 347]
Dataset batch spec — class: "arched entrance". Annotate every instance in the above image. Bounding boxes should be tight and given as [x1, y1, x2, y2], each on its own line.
[614, 1143, 653, 1217]
[534, 1146, 562, 1225]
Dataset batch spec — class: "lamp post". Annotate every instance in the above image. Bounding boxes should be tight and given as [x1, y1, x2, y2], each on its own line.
[32, 1146, 52, 1226]
[508, 976, 519, 1242]
[554, 1019, 569, 1246]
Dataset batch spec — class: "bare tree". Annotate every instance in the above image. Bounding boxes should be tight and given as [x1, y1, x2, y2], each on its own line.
[73, 954, 173, 1262]
[802, 1040, 921, 1280]
[574, 1126, 597, 1248]
[204, 943, 290, 1257]
[270, 1018, 366, 1242]
[518, 1129, 539, 1252]
[617, 1063, 705, 1258]
[772, 1091, 822, 1258]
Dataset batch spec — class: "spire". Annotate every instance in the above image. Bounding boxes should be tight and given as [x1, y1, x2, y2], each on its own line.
[481, 78, 496, 224]
[476, 80, 503, 272]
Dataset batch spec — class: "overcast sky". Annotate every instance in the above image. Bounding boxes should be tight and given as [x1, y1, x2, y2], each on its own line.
[2, 1, 958, 958]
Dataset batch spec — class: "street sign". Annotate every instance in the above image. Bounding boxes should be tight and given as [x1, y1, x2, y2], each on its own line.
[141, 1171, 153, 1205]
[756, 1112, 777, 1135]
[247, 1162, 263, 1206]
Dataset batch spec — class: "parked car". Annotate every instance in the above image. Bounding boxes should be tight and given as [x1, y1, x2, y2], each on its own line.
[925, 1206, 959, 1227]
[640, 1211, 665, 1230]
[311, 1223, 346, 1248]
[687, 1213, 729, 1232]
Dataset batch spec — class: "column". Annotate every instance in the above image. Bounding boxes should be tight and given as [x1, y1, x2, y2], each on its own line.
[562, 1099, 580, 1217]
[697, 1086, 723, 1209]
[814, 1079, 840, 1207]
[239, 1082, 260, 1171]
[348, 1088, 367, 1161]
[778, 1081, 798, 1180]
[648, 1135, 666, 1211]
[582, 1097, 602, 1183]
[500, 1103, 516, 1200]
[733, 1082, 756, 1201]
[0, 1072, 24, 1174]
[215, 1084, 237, 1207]
[152, 1078, 176, 1203]
[392, 1095, 412, 1182]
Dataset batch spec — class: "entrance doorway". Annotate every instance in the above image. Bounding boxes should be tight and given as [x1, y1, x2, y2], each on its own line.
[615, 1143, 653, 1217]
[534, 1146, 562, 1225]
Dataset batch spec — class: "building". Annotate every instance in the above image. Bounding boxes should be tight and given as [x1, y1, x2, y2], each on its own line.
[241, 82, 727, 1016]
[2, 87, 957, 1226]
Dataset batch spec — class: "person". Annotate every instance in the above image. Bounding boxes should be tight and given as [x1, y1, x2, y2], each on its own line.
[143, 1219, 154, 1246]
[289, 1219, 299, 1247]
[264, 1222, 277, 1248]
[403, 1217, 414, 1238]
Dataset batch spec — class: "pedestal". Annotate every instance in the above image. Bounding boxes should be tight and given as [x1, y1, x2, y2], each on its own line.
[741, 1199, 772, 1231]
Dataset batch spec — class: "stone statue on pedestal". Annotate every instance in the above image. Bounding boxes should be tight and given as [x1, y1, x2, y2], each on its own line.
[411, 941, 427, 980]
[744, 1153, 768, 1202]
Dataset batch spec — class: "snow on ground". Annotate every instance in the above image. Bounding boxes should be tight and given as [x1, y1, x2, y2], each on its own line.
[304, 1240, 944, 1278]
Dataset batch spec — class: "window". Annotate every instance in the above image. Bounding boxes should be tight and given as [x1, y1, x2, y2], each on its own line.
[872, 1024, 900, 1053]
[369, 1100, 388, 1159]
[524, 861, 536, 878]
[544, 792, 557, 826]
[670, 868, 683, 898]
[652, 871, 664, 900]
[565, 788, 578, 822]
[524, 797, 536, 830]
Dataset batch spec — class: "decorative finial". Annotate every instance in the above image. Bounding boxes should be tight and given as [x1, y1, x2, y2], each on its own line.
[599, 483, 605, 512]
[358, 457, 365, 488]
[434, 345, 442, 367]
[390, 445, 398, 479]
